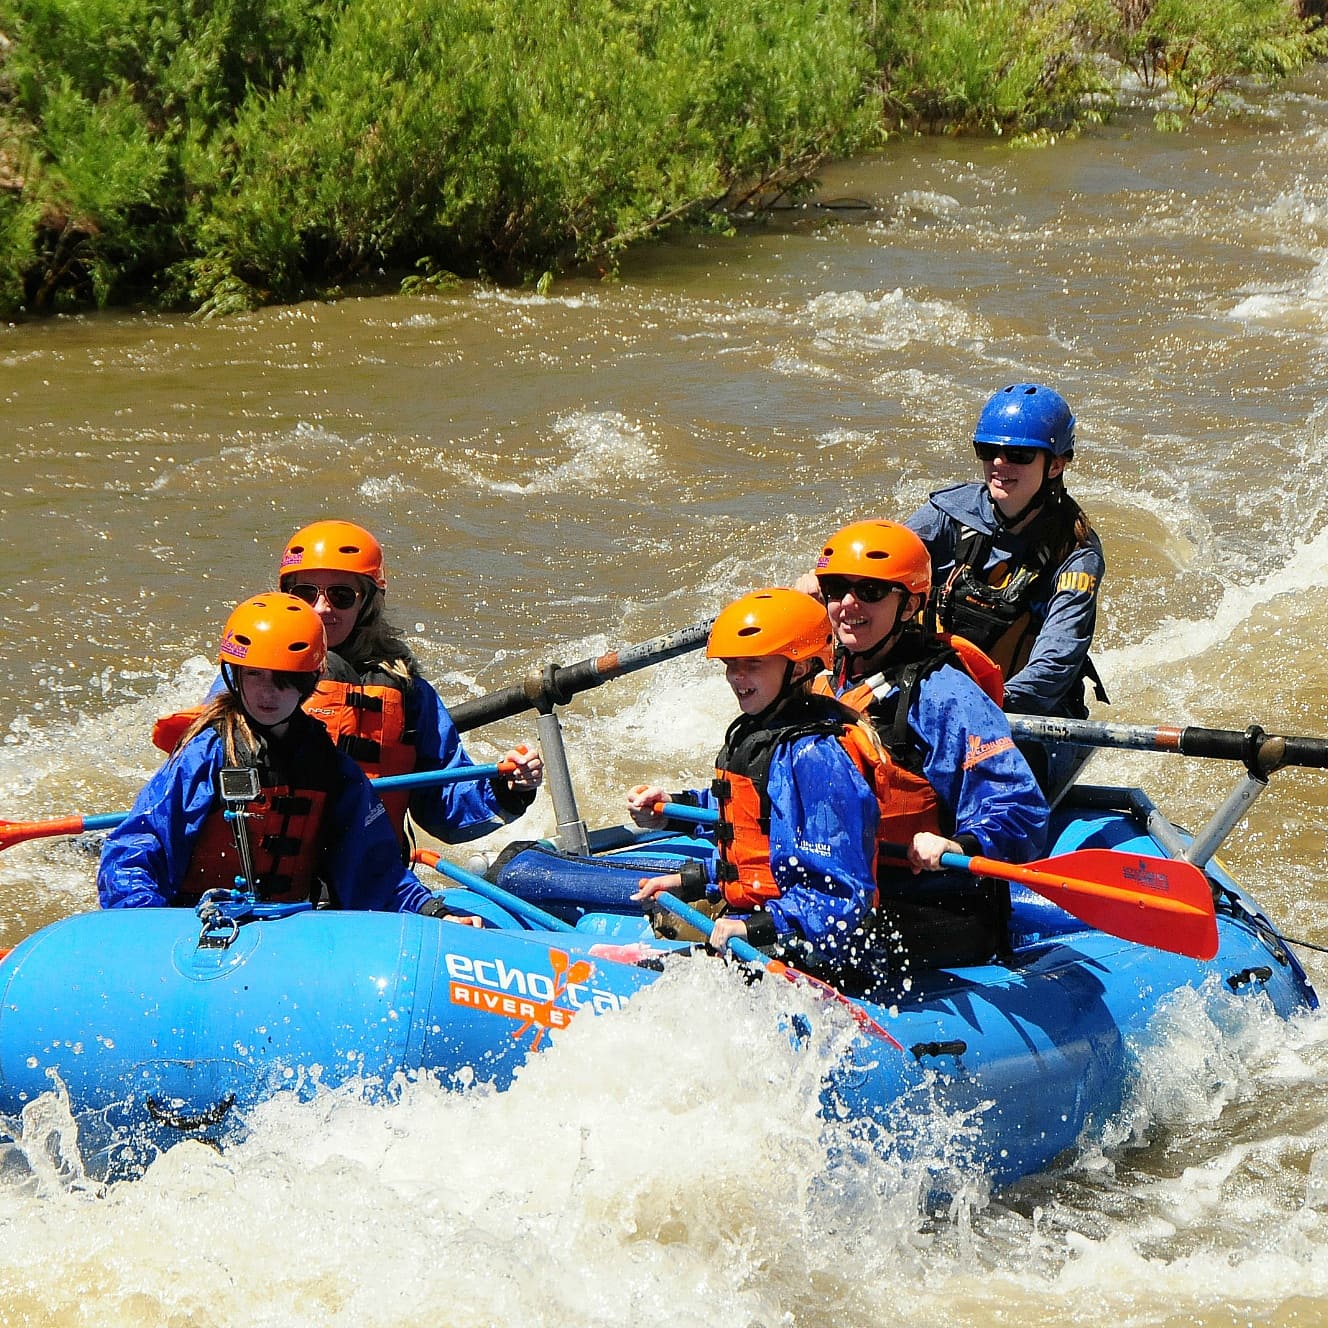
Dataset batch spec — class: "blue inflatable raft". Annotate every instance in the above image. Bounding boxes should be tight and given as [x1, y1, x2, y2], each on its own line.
[0, 778, 1314, 1187]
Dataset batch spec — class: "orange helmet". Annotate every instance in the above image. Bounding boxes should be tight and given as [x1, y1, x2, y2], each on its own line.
[279, 520, 386, 589]
[814, 520, 931, 595]
[218, 594, 327, 673]
[707, 589, 833, 668]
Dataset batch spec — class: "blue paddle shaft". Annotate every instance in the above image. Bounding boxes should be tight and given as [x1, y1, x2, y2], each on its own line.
[374, 763, 504, 793]
[426, 855, 577, 933]
[654, 892, 766, 966]
[64, 764, 508, 838]
[656, 802, 719, 826]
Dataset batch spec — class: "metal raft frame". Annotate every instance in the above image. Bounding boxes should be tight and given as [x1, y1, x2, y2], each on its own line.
[444, 625, 1328, 875]
[1007, 714, 1328, 871]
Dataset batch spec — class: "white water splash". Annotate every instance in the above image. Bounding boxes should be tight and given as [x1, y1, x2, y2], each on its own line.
[804, 288, 979, 352]
[1095, 523, 1328, 682]
[0, 960, 959, 1328]
[457, 411, 659, 496]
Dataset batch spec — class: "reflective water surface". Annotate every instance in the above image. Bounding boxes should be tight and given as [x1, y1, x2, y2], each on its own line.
[5, 75, 1328, 1325]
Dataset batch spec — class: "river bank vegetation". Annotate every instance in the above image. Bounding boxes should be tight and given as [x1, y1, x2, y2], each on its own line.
[0, 0, 1323, 316]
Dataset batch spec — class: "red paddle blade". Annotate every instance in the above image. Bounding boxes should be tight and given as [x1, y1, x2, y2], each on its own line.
[766, 959, 903, 1048]
[0, 816, 87, 853]
[973, 848, 1219, 961]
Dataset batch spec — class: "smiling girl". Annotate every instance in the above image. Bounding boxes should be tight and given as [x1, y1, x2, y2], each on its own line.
[813, 520, 1047, 973]
[627, 589, 880, 972]
[277, 520, 542, 848]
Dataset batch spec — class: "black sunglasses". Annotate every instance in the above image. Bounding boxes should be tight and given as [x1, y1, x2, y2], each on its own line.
[286, 582, 362, 611]
[974, 442, 1043, 465]
[817, 575, 900, 604]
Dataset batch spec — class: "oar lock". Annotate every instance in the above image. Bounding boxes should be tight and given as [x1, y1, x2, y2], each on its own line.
[1225, 965, 1273, 992]
[1240, 724, 1284, 779]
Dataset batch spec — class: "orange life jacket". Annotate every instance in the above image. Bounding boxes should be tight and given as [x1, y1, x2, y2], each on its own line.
[302, 675, 415, 839]
[175, 785, 330, 905]
[711, 692, 881, 910]
[812, 630, 1001, 866]
[829, 632, 1003, 712]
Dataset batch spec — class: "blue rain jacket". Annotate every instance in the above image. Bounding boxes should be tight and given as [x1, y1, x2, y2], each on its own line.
[406, 674, 535, 841]
[97, 723, 432, 912]
[832, 660, 1048, 902]
[908, 481, 1105, 716]
[680, 732, 879, 965]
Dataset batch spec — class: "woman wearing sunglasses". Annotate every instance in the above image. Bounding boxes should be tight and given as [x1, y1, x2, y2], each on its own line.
[812, 519, 1048, 973]
[99, 594, 434, 911]
[906, 383, 1107, 732]
[276, 519, 543, 848]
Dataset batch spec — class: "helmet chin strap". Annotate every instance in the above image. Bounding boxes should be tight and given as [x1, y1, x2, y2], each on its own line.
[749, 658, 810, 722]
[221, 662, 302, 735]
[837, 593, 912, 677]
[221, 664, 269, 733]
[990, 457, 1063, 530]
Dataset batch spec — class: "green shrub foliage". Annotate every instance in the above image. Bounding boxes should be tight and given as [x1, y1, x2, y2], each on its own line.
[0, 0, 878, 312]
[0, 0, 1321, 314]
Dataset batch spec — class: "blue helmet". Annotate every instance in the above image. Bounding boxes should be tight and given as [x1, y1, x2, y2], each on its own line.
[973, 383, 1076, 457]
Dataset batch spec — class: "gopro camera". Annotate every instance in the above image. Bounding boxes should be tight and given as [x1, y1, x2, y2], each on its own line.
[218, 767, 261, 805]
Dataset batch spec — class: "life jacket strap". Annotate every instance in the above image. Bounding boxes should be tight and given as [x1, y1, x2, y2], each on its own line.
[268, 794, 314, 816]
[337, 734, 384, 762]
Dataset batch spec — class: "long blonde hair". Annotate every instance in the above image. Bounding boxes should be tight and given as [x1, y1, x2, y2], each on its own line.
[174, 692, 257, 763]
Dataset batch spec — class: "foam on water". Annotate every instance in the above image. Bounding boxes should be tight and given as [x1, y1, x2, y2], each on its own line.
[803, 288, 982, 352]
[1096, 521, 1328, 685]
[0, 961, 957, 1327]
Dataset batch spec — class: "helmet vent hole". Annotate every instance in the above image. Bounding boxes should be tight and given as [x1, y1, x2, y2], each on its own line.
[865, 550, 887, 560]
[737, 626, 761, 638]
[234, 634, 252, 647]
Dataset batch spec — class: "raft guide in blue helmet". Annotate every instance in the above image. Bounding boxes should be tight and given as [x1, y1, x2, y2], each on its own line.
[973, 383, 1076, 457]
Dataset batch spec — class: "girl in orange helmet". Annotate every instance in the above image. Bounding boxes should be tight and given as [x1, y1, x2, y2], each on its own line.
[626, 588, 880, 971]
[98, 595, 433, 912]
[275, 519, 543, 847]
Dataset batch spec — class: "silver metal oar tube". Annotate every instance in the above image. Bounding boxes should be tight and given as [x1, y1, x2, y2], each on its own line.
[444, 619, 715, 854]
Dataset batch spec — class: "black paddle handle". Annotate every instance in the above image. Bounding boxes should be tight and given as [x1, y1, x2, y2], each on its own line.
[1008, 715, 1328, 773]
[449, 619, 714, 733]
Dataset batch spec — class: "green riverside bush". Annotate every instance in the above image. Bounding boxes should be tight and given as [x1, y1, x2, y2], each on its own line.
[0, 0, 1321, 315]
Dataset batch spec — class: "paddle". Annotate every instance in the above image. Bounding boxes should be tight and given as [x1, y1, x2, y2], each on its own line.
[447, 618, 714, 733]
[0, 761, 517, 855]
[1007, 715, 1328, 775]
[414, 849, 578, 933]
[650, 805, 1215, 957]
[653, 892, 901, 1046]
[880, 841, 1219, 961]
